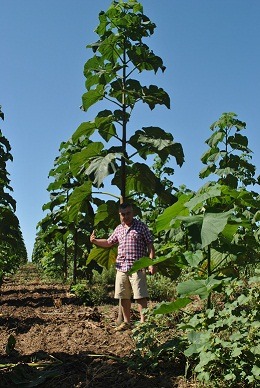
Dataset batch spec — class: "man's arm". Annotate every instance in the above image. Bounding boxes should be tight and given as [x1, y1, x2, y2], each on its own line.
[90, 231, 113, 248]
[147, 242, 155, 260]
[147, 242, 157, 275]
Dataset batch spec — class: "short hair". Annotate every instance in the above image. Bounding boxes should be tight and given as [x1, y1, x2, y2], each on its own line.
[119, 202, 133, 210]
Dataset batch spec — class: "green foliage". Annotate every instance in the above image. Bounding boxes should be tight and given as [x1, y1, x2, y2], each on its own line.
[0, 105, 27, 278]
[138, 112, 260, 385]
[180, 274, 260, 386]
[70, 280, 109, 306]
[147, 273, 177, 301]
[200, 112, 259, 188]
[132, 273, 259, 386]
[91, 265, 116, 285]
[131, 312, 184, 371]
[156, 113, 259, 307]
[86, 245, 117, 269]
[71, 265, 116, 305]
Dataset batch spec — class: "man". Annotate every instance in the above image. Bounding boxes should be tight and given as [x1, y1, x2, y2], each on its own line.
[90, 202, 156, 330]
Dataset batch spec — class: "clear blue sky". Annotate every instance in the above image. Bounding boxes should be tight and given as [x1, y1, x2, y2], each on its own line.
[1, 0, 259, 259]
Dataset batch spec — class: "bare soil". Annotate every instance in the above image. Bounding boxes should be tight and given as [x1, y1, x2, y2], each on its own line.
[0, 264, 192, 388]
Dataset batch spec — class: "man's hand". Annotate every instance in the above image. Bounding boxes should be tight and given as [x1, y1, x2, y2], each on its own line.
[90, 230, 96, 244]
[90, 232, 112, 248]
[148, 265, 157, 275]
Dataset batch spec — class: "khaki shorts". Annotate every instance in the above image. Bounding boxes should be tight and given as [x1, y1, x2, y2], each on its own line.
[114, 270, 149, 300]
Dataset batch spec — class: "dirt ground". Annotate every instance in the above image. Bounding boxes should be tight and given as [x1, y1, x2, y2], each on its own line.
[0, 265, 192, 388]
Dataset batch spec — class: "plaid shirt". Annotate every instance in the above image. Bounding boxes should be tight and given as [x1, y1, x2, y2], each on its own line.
[107, 218, 153, 272]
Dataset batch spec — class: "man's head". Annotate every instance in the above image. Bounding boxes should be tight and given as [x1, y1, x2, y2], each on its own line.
[119, 202, 134, 226]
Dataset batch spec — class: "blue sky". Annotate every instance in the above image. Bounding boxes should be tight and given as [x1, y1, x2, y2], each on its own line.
[1, 0, 259, 259]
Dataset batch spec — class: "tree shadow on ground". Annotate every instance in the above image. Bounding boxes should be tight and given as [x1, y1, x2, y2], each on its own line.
[0, 349, 185, 388]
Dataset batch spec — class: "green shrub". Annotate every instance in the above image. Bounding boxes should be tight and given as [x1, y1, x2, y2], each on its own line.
[147, 273, 177, 302]
[91, 265, 116, 286]
[181, 273, 260, 387]
[71, 281, 109, 306]
[131, 311, 183, 371]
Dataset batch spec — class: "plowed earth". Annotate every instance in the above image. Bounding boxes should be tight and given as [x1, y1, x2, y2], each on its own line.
[0, 265, 191, 388]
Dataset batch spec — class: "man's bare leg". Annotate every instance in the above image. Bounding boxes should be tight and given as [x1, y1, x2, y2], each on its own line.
[136, 298, 147, 323]
[121, 299, 131, 323]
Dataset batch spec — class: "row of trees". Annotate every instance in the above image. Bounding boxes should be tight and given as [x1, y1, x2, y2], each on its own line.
[0, 105, 27, 282]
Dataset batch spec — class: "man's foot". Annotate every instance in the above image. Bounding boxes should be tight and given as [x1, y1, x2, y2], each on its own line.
[115, 322, 132, 331]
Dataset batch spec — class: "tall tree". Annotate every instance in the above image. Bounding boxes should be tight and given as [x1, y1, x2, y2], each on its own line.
[155, 112, 259, 308]
[36, 0, 184, 277]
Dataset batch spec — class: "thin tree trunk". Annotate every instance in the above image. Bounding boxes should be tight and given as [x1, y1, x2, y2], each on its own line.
[73, 231, 78, 284]
[117, 40, 128, 325]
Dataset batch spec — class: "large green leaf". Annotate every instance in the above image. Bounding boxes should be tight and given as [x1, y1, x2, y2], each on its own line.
[86, 153, 120, 187]
[185, 185, 222, 211]
[228, 133, 250, 152]
[98, 33, 121, 63]
[201, 210, 232, 248]
[177, 276, 223, 299]
[156, 193, 193, 232]
[86, 245, 117, 269]
[112, 163, 177, 204]
[65, 182, 92, 223]
[0, 134, 11, 152]
[127, 45, 165, 73]
[82, 85, 105, 112]
[153, 298, 191, 315]
[71, 122, 96, 143]
[94, 201, 120, 229]
[184, 250, 204, 268]
[177, 215, 203, 228]
[142, 85, 170, 110]
[0, 191, 16, 211]
[70, 142, 104, 176]
[205, 130, 225, 148]
[221, 221, 246, 242]
[95, 110, 117, 142]
[129, 126, 184, 165]
[127, 255, 174, 275]
[42, 194, 66, 211]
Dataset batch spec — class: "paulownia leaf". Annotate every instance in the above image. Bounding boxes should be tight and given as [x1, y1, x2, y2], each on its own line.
[86, 153, 120, 187]
[71, 122, 96, 143]
[127, 254, 178, 275]
[70, 142, 104, 176]
[95, 110, 117, 142]
[0, 135, 11, 152]
[185, 185, 221, 211]
[82, 85, 105, 112]
[129, 126, 184, 165]
[184, 250, 204, 268]
[205, 130, 225, 148]
[98, 34, 120, 63]
[65, 182, 92, 223]
[112, 163, 177, 204]
[153, 298, 191, 315]
[141, 85, 170, 110]
[228, 133, 250, 151]
[156, 193, 192, 232]
[86, 245, 117, 269]
[94, 201, 120, 229]
[42, 194, 66, 211]
[177, 276, 223, 299]
[201, 210, 232, 248]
